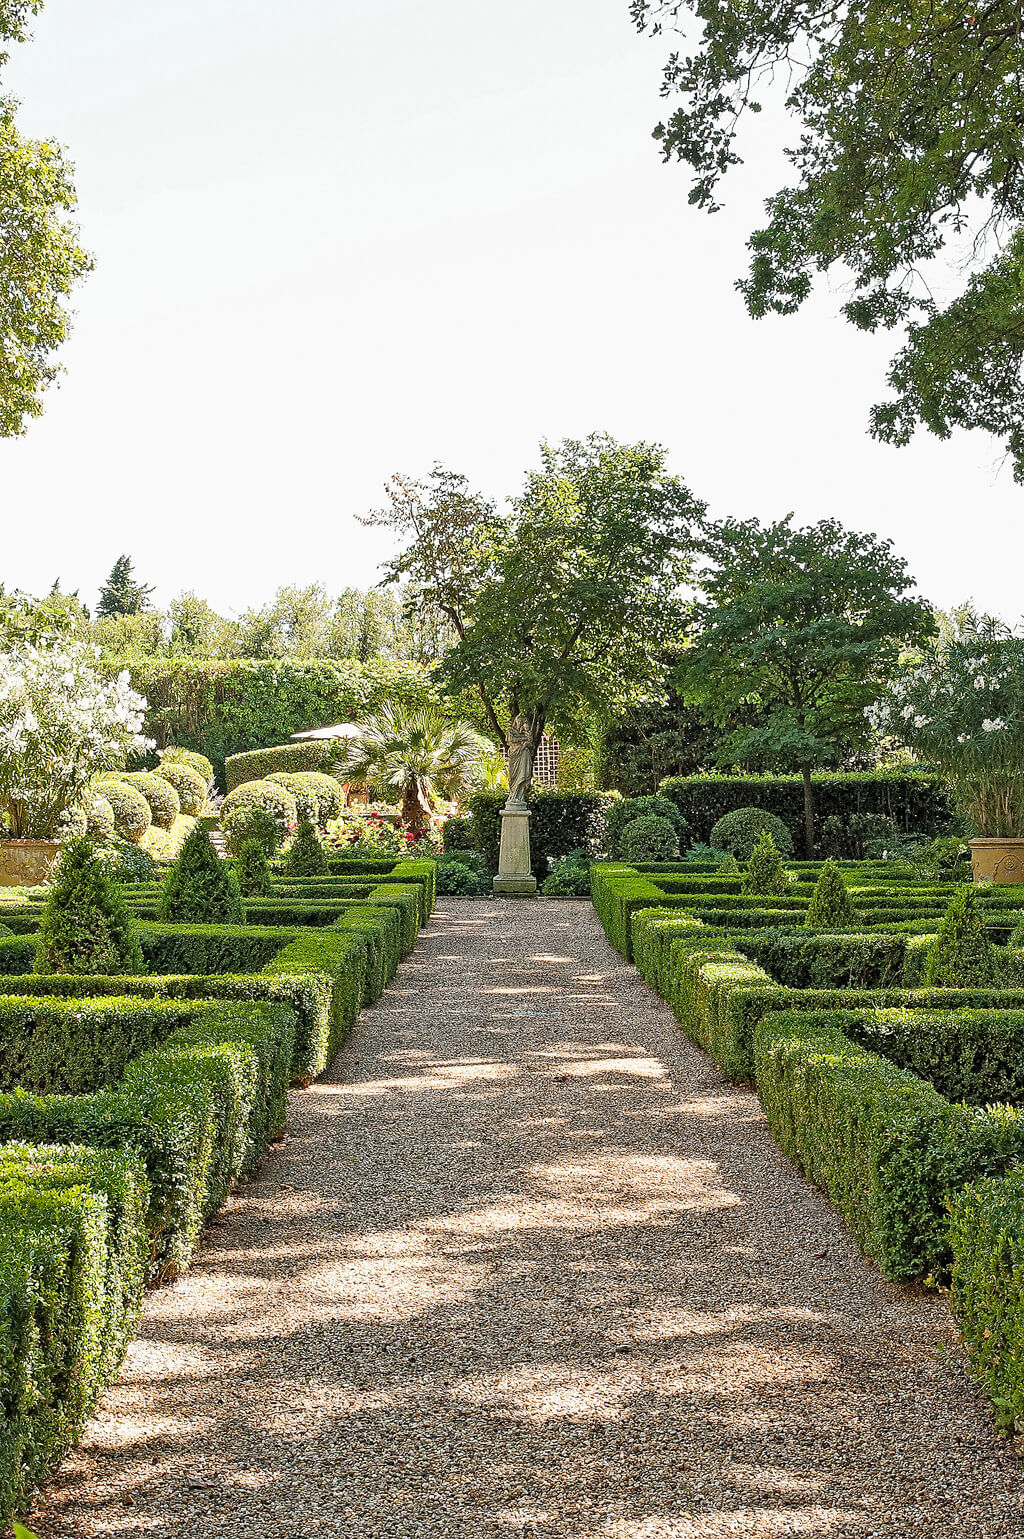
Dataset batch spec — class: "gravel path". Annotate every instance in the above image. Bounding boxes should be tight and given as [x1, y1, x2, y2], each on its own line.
[31, 899, 1024, 1538]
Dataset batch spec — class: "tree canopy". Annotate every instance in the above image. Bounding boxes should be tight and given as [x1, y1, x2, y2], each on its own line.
[676, 514, 935, 853]
[366, 433, 706, 765]
[0, 1, 92, 434]
[96, 555, 155, 618]
[633, 1, 1024, 475]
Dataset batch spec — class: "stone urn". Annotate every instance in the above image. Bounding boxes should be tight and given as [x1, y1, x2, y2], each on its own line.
[0, 838, 61, 887]
[969, 838, 1024, 885]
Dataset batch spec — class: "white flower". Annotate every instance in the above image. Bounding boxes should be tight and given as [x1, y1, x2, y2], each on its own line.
[982, 718, 1005, 732]
[974, 676, 986, 689]
[901, 704, 915, 720]
[913, 716, 927, 728]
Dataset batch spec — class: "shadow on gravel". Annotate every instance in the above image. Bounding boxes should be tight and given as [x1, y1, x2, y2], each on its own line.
[31, 902, 1024, 1539]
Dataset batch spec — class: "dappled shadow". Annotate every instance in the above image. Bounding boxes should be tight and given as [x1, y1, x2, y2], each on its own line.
[30, 901, 1024, 1538]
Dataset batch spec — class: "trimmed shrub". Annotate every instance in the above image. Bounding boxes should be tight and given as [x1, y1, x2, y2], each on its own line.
[158, 825, 245, 924]
[159, 746, 215, 786]
[85, 794, 115, 841]
[924, 887, 999, 988]
[712, 807, 794, 860]
[285, 820, 328, 878]
[233, 838, 273, 897]
[34, 839, 144, 976]
[220, 780, 297, 854]
[114, 771, 181, 830]
[93, 836, 158, 884]
[301, 772, 346, 823]
[742, 831, 790, 896]
[140, 813, 197, 864]
[805, 859, 857, 929]
[606, 795, 687, 858]
[442, 815, 475, 853]
[152, 759, 208, 817]
[659, 771, 953, 848]
[541, 855, 591, 896]
[225, 736, 352, 790]
[267, 772, 319, 824]
[97, 779, 151, 844]
[949, 1171, 1024, 1434]
[619, 814, 678, 863]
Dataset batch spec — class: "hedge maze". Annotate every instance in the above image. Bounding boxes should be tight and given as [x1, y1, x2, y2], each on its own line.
[0, 854, 434, 1529]
[592, 858, 1024, 1427]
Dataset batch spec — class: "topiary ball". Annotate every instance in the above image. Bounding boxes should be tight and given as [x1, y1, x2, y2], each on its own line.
[113, 771, 181, 830]
[267, 772, 320, 826]
[220, 780, 297, 853]
[159, 746, 215, 786]
[152, 759, 208, 817]
[711, 806, 794, 860]
[606, 795, 688, 857]
[619, 814, 678, 863]
[97, 779, 152, 844]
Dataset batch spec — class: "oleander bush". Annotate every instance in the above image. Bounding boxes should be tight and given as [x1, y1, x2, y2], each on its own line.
[712, 807, 794, 860]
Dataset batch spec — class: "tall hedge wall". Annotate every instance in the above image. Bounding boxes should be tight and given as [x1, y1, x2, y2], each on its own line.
[467, 790, 614, 876]
[125, 659, 437, 786]
[657, 772, 953, 847]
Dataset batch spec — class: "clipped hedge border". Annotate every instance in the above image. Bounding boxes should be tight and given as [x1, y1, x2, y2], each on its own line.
[949, 1171, 1024, 1432]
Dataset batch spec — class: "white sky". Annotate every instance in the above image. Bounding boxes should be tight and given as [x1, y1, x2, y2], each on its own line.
[1, 0, 1020, 620]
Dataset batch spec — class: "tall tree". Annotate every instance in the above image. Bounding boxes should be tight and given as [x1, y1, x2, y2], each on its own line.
[0, 2, 92, 434]
[677, 515, 935, 855]
[366, 434, 705, 785]
[633, 2, 1024, 476]
[96, 555, 154, 618]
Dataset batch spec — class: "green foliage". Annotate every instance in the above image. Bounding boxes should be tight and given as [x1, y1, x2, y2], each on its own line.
[949, 1172, 1024, 1435]
[159, 746, 215, 785]
[467, 789, 613, 876]
[233, 837, 273, 897]
[712, 806, 793, 860]
[158, 825, 245, 924]
[924, 887, 999, 988]
[345, 703, 490, 832]
[677, 517, 934, 853]
[540, 853, 592, 896]
[754, 1011, 1024, 1282]
[96, 779, 151, 843]
[92, 835, 158, 884]
[96, 555, 153, 619]
[114, 771, 180, 830]
[741, 831, 789, 897]
[34, 837, 143, 975]
[436, 855, 490, 895]
[220, 779, 297, 854]
[285, 819, 328, 878]
[634, 3, 1024, 474]
[605, 794, 688, 857]
[805, 859, 857, 930]
[660, 771, 952, 849]
[84, 792, 115, 841]
[152, 759, 207, 817]
[619, 813, 678, 863]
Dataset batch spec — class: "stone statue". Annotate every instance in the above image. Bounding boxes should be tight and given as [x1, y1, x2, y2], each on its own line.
[505, 716, 535, 808]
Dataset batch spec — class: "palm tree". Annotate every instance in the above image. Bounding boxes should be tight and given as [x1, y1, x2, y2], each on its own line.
[346, 705, 492, 834]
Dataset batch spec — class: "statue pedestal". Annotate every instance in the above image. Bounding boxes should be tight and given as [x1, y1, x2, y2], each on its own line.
[493, 806, 537, 896]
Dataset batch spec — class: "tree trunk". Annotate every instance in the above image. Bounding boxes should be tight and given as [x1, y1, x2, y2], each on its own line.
[800, 764, 815, 858]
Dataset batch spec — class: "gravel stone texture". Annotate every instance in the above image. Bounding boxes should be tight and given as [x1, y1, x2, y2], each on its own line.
[28, 898, 1024, 1538]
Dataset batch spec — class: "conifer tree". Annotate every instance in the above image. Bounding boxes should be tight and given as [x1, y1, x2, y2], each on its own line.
[923, 887, 999, 988]
[158, 825, 245, 923]
[741, 830, 789, 897]
[285, 818, 328, 877]
[805, 859, 857, 930]
[35, 837, 144, 975]
[233, 837, 273, 898]
[96, 554, 154, 618]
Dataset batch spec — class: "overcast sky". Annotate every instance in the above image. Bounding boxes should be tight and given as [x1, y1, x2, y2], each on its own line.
[1, 0, 1019, 621]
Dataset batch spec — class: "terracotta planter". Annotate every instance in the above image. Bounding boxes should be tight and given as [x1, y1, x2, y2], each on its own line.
[0, 839, 61, 887]
[969, 837, 1024, 885]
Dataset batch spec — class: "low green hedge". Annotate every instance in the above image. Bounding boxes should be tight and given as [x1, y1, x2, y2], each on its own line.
[754, 1010, 1024, 1282]
[949, 1170, 1024, 1433]
[0, 1000, 293, 1283]
[0, 1143, 149, 1529]
[138, 921, 298, 976]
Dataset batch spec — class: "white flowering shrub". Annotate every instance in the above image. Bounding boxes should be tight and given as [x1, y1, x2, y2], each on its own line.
[0, 642, 153, 839]
[874, 613, 1024, 837]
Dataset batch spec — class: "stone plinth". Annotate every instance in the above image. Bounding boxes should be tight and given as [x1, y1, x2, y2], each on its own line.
[493, 806, 537, 896]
